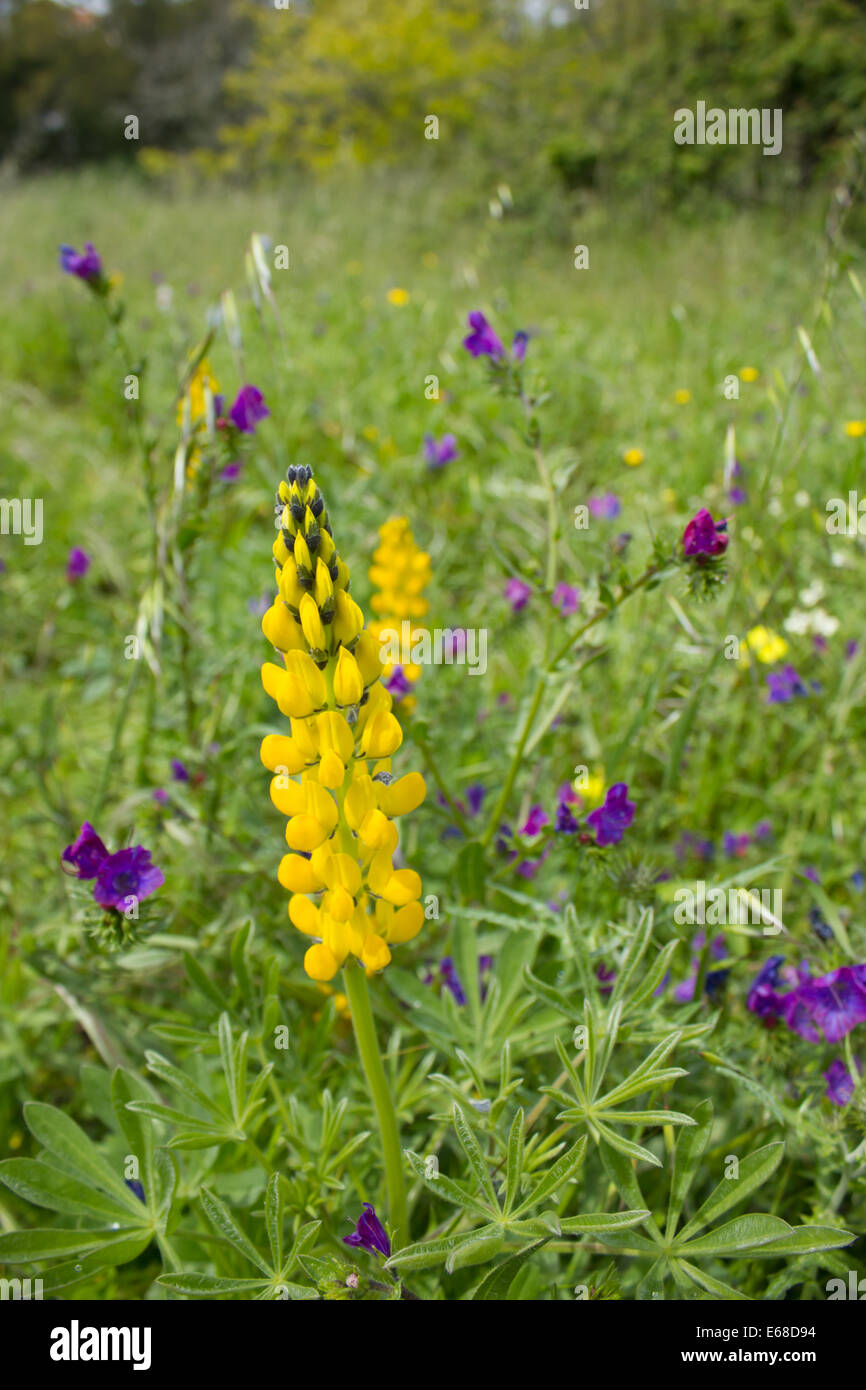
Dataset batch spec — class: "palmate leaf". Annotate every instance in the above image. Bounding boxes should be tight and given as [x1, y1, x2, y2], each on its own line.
[595, 1104, 855, 1298]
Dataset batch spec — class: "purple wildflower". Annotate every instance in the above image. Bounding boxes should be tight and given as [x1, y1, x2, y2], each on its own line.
[746, 955, 786, 1019]
[92, 847, 165, 912]
[512, 330, 528, 363]
[555, 801, 580, 833]
[824, 1057, 861, 1106]
[171, 759, 189, 782]
[521, 805, 548, 836]
[465, 783, 486, 816]
[552, 583, 580, 617]
[589, 493, 621, 520]
[673, 933, 728, 1002]
[463, 311, 505, 360]
[66, 547, 91, 581]
[729, 487, 748, 505]
[423, 433, 459, 469]
[440, 957, 467, 1005]
[153, 789, 169, 805]
[596, 964, 616, 995]
[586, 783, 635, 848]
[845, 640, 858, 660]
[682, 508, 729, 558]
[766, 665, 809, 703]
[343, 1203, 390, 1258]
[61, 822, 109, 880]
[385, 666, 413, 700]
[228, 385, 269, 434]
[220, 461, 243, 482]
[781, 964, 866, 1044]
[59, 242, 102, 282]
[504, 578, 532, 612]
[723, 831, 751, 858]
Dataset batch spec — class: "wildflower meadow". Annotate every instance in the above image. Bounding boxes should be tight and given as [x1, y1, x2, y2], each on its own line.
[1, 0, 865, 1357]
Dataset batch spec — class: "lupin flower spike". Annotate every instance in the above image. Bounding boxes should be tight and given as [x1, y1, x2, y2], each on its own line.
[261, 466, 427, 982]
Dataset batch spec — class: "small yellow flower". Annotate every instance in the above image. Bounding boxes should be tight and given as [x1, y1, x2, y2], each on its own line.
[739, 626, 788, 667]
[387, 287, 410, 306]
[362, 425, 379, 442]
[739, 367, 760, 383]
[844, 419, 866, 438]
[178, 358, 220, 430]
[673, 389, 691, 405]
[623, 447, 644, 467]
[582, 770, 605, 806]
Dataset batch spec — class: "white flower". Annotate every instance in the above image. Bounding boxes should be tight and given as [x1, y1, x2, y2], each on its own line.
[799, 580, 824, 606]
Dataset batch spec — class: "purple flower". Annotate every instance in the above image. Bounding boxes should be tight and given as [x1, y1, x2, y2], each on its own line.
[62, 822, 109, 880]
[171, 759, 189, 782]
[423, 433, 459, 469]
[521, 805, 548, 836]
[66, 547, 91, 581]
[824, 1057, 861, 1106]
[504, 578, 532, 612]
[555, 801, 580, 833]
[729, 487, 748, 505]
[682, 508, 729, 558]
[586, 783, 635, 848]
[153, 789, 169, 805]
[673, 933, 728, 1002]
[552, 583, 580, 617]
[766, 665, 809, 704]
[782, 964, 866, 1044]
[465, 783, 486, 815]
[851, 870, 864, 892]
[220, 461, 243, 482]
[125, 1179, 146, 1203]
[385, 666, 413, 700]
[342, 1203, 390, 1258]
[803, 866, 821, 884]
[440, 957, 467, 1005]
[589, 493, 621, 520]
[59, 242, 102, 282]
[746, 955, 786, 1019]
[92, 847, 165, 912]
[442, 629, 467, 659]
[463, 311, 505, 360]
[596, 964, 616, 996]
[753, 820, 773, 841]
[228, 385, 269, 434]
[723, 831, 751, 858]
[512, 330, 528, 363]
[845, 640, 858, 661]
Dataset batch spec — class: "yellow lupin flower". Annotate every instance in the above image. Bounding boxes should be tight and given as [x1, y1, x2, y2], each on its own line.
[739, 625, 788, 667]
[367, 517, 432, 694]
[260, 466, 426, 982]
[178, 357, 221, 479]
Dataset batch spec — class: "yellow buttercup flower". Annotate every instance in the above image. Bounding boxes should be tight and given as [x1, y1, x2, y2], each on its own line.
[739, 625, 788, 667]
[738, 367, 760, 383]
[387, 287, 410, 306]
[260, 466, 426, 982]
[623, 447, 644, 467]
[844, 420, 866, 438]
[673, 389, 691, 405]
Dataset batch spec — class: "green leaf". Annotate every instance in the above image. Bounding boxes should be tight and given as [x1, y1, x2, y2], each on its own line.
[512, 1136, 586, 1217]
[385, 1233, 477, 1272]
[599, 1141, 662, 1242]
[265, 1173, 283, 1270]
[38, 1233, 154, 1293]
[524, 967, 584, 1024]
[445, 1225, 505, 1273]
[677, 1142, 785, 1242]
[452, 1105, 498, 1210]
[503, 1108, 525, 1215]
[405, 1151, 495, 1219]
[455, 841, 486, 904]
[471, 1238, 550, 1300]
[110, 1068, 156, 1213]
[144, 1050, 230, 1119]
[665, 1098, 713, 1239]
[594, 1121, 661, 1168]
[200, 1187, 273, 1277]
[677, 1259, 752, 1301]
[678, 1212, 792, 1255]
[592, 1229, 666, 1255]
[0, 1226, 138, 1262]
[23, 1103, 143, 1214]
[560, 1209, 650, 1234]
[743, 1225, 854, 1257]
[0, 1159, 140, 1224]
[183, 951, 230, 1011]
[159, 1272, 270, 1297]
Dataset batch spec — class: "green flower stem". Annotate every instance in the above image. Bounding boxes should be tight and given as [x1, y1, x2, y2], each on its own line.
[343, 961, 408, 1250]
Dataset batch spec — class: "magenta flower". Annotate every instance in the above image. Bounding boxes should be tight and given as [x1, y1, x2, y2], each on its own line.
[589, 493, 621, 520]
[521, 805, 549, 836]
[59, 242, 102, 282]
[66, 547, 91, 581]
[682, 509, 729, 558]
[93, 847, 165, 912]
[62, 822, 109, 880]
[423, 433, 459, 469]
[552, 583, 580, 616]
[220, 461, 243, 481]
[504, 578, 532, 612]
[463, 311, 505, 360]
[586, 783, 635, 847]
[343, 1203, 390, 1258]
[229, 385, 269, 434]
